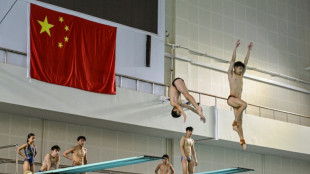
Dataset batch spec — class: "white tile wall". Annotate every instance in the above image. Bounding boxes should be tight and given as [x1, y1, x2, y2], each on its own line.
[0, 113, 169, 173]
[2, 111, 309, 173]
[172, 139, 310, 174]
[165, 0, 310, 126]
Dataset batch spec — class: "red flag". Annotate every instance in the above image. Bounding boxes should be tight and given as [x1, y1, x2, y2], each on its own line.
[30, 4, 117, 94]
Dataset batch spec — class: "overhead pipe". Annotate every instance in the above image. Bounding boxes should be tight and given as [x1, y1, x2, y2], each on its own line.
[166, 43, 310, 85]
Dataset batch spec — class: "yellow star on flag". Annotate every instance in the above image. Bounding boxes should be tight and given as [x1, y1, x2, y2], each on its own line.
[64, 36, 69, 42]
[37, 16, 54, 36]
[59, 17, 64, 23]
[58, 42, 63, 48]
[64, 25, 69, 31]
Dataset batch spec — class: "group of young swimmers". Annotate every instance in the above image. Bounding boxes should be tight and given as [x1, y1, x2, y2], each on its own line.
[19, 128, 193, 174]
[19, 40, 253, 174]
[18, 133, 87, 174]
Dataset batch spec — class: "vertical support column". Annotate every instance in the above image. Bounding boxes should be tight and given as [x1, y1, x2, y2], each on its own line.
[120, 76, 123, 88]
[15, 144, 18, 174]
[41, 119, 45, 162]
[214, 97, 218, 140]
[152, 83, 155, 95]
[4, 50, 8, 64]
[170, 45, 175, 83]
[262, 154, 265, 174]
[136, 80, 139, 91]
[170, 139, 174, 168]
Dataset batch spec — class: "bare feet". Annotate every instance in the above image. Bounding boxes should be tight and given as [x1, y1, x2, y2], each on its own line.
[197, 106, 203, 117]
[200, 116, 206, 123]
[241, 143, 246, 150]
[197, 106, 206, 123]
[240, 139, 246, 150]
[183, 114, 187, 123]
[232, 120, 239, 133]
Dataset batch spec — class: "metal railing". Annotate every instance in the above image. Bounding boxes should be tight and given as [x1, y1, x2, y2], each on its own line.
[165, 43, 310, 85]
[187, 89, 310, 121]
[0, 144, 18, 174]
[164, 52, 310, 94]
[117, 73, 165, 95]
[0, 47, 309, 126]
[116, 73, 310, 124]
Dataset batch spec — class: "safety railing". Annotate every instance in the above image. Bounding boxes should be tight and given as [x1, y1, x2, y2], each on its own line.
[116, 73, 166, 95]
[165, 43, 310, 85]
[0, 144, 18, 174]
[0, 47, 309, 126]
[187, 89, 310, 124]
[116, 74, 310, 125]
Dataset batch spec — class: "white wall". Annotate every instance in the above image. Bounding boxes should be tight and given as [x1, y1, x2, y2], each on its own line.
[0, 63, 214, 139]
[1, 111, 310, 174]
[1, 63, 310, 156]
[0, 63, 310, 173]
[0, 113, 168, 174]
[172, 140, 310, 174]
[0, 0, 165, 83]
[217, 109, 310, 155]
[165, 0, 310, 118]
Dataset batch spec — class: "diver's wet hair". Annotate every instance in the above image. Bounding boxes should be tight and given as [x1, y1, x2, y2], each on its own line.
[171, 109, 181, 118]
[234, 61, 245, 68]
[27, 133, 35, 143]
[186, 126, 193, 131]
[77, 136, 86, 141]
[51, 145, 60, 151]
[162, 154, 169, 159]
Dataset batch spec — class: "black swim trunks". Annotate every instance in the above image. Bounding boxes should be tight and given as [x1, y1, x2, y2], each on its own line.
[227, 95, 236, 100]
[172, 78, 184, 88]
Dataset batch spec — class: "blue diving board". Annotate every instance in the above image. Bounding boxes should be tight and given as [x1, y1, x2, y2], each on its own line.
[35, 155, 162, 174]
[195, 167, 254, 174]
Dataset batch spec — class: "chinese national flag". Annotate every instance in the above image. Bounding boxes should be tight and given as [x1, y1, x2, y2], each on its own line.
[30, 4, 117, 94]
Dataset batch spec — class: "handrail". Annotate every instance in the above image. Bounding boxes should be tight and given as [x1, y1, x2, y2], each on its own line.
[0, 47, 27, 56]
[0, 47, 309, 122]
[0, 144, 18, 149]
[0, 144, 18, 174]
[165, 53, 310, 94]
[187, 89, 310, 119]
[166, 43, 310, 85]
[118, 74, 310, 120]
[116, 73, 165, 87]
